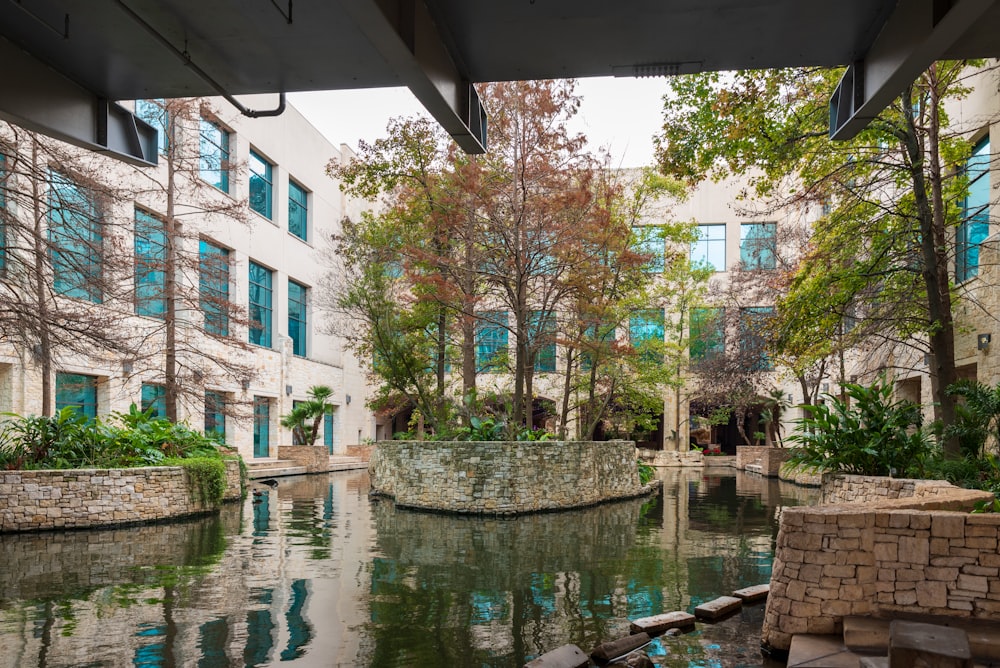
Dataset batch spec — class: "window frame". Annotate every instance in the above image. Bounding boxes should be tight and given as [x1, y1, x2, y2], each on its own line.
[957, 137, 990, 283]
[134, 208, 167, 318]
[739, 222, 777, 271]
[135, 99, 169, 155]
[55, 372, 98, 419]
[288, 279, 308, 357]
[475, 311, 509, 373]
[249, 149, 274, 220]
[48, 170, 103, 303]
[199, 239, 231, 336]
[253, 396, 270, 458]
[288, 179, 309, 241]
[199, 118, 230, 193]
[691, 223, 726, 272]
[248, 260, 273, 348]
[140, 383, 166, 418]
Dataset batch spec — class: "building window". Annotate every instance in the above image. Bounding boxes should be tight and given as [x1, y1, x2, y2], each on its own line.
[690, 307, 725, 361]
[205, 391, 226, 442]
[580, 324, 616, 371]
[632, 225, 665, 273]
[249, 149, 273, 220]
[253, 396, 270, 458]
[324, 407, 337, 454]
[49, 171, 102, 302]
[135, 209, 166, 318]
[740, 222, 776, 270]
[740, 306, 775, 371]
[199, 119, 230, 193]
[248, 261, 273, 347]
[475, 311, 509, 372]
[630, 309, 665, 364]
[0, 153, 7, 273]
[691, 224, 726, 272]
[141, 383, 166, 418]
[957, 138, 990, 283]
[135, 99, 168, 155]
[530, 310, 557, 372]
[55, 373, 98, 419]
[288, 279, 308, 357]
[199, 240, 230, 336]
[288, 180, 308, 241]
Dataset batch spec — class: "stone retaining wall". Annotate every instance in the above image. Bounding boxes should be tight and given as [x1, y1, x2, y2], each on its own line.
[0, 460, 243, 532]
[736, 446, 794, 476]
[277, 445, 329, 472]
[369, 440, 647, 514]
[761, 475, 996, 653]
[637, 448, 705, 467]
[821, 474, 963, 506]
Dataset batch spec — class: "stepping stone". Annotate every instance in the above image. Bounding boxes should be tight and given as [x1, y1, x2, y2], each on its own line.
[694, 596, 742, 621]
[888, 620, 971, 668]
[732, 583, 769, 603]
[524, 644, 589, 668]
[629, 610, 696, 634]
[591, 632, 650, 664]
[787, 634, 863, 667]
[843, 616, 890, 653]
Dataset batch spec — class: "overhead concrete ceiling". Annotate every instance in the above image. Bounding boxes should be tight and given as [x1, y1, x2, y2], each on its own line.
[2, 0, 998, 162]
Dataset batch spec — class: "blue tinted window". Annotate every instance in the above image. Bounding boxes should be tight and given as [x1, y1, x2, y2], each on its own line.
[740, 222, 776, 270]
[135, 99, 168, 155]
[691, 224, 725, 272]
[288, 180, 308, 241]
[249, 261, 273, 347]
[632, 225, 665, 273]
[55, 373, 98, 419]
[135, 209, 166, 318]
[199, 240, 230, 335]
[253, 397, 270, 458]
[288, 280, 308, 357]
[740, 306, 774, 371]
[530, 310, 556, 372]
[199, 119, 230, 192]
[141, 383, 166, 418]
[690, 307, 725, 361]
[475, 311, 508, 372]
[49, 171, 102, 302]
[957, 138, 990, 282]
[630, 309, 665, 364]
[249, 150, 273, 219]
[205, 391, 226, 442]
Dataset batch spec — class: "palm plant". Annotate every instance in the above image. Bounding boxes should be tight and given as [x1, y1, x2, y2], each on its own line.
[944, 379, 1000, 460]
[280, 385, 334, 445]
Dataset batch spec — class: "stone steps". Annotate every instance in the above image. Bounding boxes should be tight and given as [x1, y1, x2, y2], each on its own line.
[246, 456, 366, 479]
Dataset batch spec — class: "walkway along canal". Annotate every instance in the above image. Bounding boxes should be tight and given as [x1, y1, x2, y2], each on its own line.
[0, 467, 817, 667]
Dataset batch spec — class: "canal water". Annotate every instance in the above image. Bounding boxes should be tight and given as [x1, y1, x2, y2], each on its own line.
[0, 466, 817, 667]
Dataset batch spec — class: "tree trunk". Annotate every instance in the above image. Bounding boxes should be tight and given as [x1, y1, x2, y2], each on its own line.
[30, 139, 53, 416]
[559, 344, 574, 439]
[164, 124, 179, 422]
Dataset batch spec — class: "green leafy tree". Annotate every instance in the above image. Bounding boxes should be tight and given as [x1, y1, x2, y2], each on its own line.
[280, 385, 334, 446]
[657, 62, 990, 458]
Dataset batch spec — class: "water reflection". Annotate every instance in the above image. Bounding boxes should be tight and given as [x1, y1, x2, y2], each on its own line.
[0, 467, 815, 667]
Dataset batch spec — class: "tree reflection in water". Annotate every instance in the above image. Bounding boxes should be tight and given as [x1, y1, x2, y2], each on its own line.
[0, 467, 815, 667]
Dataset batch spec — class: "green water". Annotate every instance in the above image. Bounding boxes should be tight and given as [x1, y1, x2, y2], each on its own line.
[0, 467, 817, 667]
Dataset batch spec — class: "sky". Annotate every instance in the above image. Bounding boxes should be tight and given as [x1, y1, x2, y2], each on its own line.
[288, 76, 669, 168]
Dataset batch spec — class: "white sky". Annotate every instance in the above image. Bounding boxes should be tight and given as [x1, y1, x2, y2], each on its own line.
[288, 77, 668, 168]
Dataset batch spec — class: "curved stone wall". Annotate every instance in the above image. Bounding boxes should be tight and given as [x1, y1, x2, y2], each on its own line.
[0, 460, 243, 532]
[761, 474, 996, 653]
[368, 440, 646, 514]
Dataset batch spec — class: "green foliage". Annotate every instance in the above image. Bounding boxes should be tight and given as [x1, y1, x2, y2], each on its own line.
[164, 456, 227, 505]
[944, 379, 1000, 460]
[924, 454, 1000, 492]
[637, 460, 655, 485]
[280, 385, 334, 445]
[786, 379, 934, 477]
[0, 405, 226, 470]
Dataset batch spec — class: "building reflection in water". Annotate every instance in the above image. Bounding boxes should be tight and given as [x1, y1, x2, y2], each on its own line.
[0, 467, 815, 667]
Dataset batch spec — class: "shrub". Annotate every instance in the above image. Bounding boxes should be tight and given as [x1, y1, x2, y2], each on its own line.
[637, 460, 655, 485]
[165, 456, 228, 505]
[786, 379, 934, 477]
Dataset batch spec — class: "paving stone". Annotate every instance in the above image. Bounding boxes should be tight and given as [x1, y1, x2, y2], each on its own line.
[524, 644, 589, 668]
[732, 583, 769, 603]
[843, 616, 890, 653]
[590, 632, 650, 664]
[888, 620, 971, 668]
[787, 634, 865, 667]
[694, 596, 742, 621]
[628, 611, 695, 634]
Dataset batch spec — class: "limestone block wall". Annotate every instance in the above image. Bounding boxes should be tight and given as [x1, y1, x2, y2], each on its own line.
[761, 475, 996, 653]
[821, 474, 963, 506]
[0, 460, 243, 532]
[369, 440, 645, 515]
[277, 445, 329, 472]
[736, 446, 794, 476]
[638, 448, 704, 467]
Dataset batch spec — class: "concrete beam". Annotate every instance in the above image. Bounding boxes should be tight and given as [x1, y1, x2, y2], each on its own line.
[341, 0, 487, 153]
[830, 0, 995, 140]
[0, 37, 157, 166]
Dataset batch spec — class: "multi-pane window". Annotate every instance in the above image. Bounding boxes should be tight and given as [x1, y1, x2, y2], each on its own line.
[632, 225, 665, 273]
[691, 224, 726, 272]
[580, 324, 616, 371]
[288, 279, 308, 357]
[135, 209, 166, 318]
[248, 261, 273, 347]
[740, 306, 775, 371]
[740, 222, 776, 270]
[957, 138, 990, 283]
[135, 99, 168, 155]
[199, 240, 230, 336]
[205, 391, 226, 442]
[55, 373, 98, 419]
[530, 310, 556, 372]
[630, 309, 665, 364]
[288, 180, 308, 241]
[253, 396, 270, 458]
[690, 307, 725, 361]
[199, 119, 230, 193]
[49, 171, 102, 302]
[249, 149, 273, 220]
[476, 311, 509, 372]
[140, 383, 166, 418]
